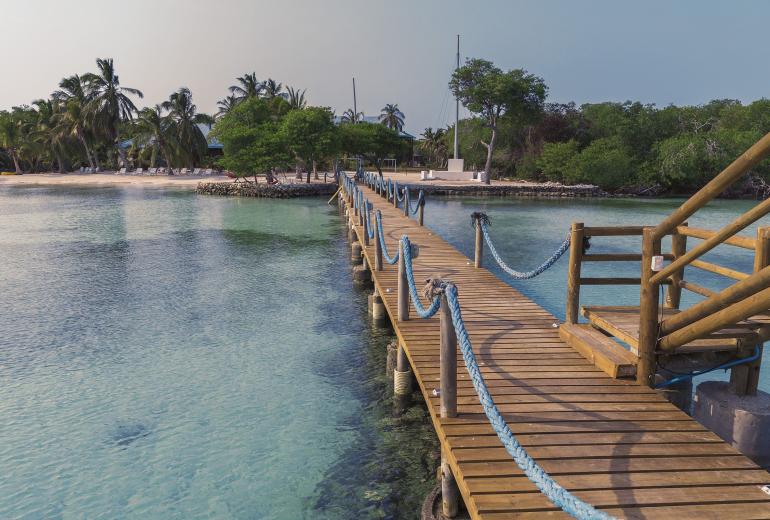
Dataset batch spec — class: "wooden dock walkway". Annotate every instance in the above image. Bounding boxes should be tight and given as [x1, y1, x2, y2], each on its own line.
[346, 181, 770, 519]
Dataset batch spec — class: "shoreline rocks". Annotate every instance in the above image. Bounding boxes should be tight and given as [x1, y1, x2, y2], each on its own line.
[401, 182, 607, 198]
[197, 181, 338, 198]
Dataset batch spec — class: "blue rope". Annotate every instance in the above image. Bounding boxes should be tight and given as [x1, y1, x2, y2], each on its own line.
[443, 282, 615, 520]
[364, 200, 375, 239]
[395, 182, 405, 202]
[400, 235, 442, 318]
[656, 346, 762, 388]
[405, 189, 425, 215]
[479, 219, 570, 280]
[375, 210, 399, 264]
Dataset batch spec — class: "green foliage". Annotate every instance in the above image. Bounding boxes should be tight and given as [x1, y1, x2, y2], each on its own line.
[567, 137, 634, 189]
[537, 140, 579, 182]
[279, 107, 338, 182]
[210, 97, 291, 177]
[338, 122, 405, 174]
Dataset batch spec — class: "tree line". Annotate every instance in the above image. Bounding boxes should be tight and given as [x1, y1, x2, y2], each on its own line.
[0, 58, 409, 177]
[421, 58, 770, 194]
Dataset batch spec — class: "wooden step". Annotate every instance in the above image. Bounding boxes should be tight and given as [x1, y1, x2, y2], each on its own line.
[559, 323, 637, 379]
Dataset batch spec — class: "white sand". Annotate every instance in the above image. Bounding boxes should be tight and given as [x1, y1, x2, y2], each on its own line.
[0, 173, 228, 189]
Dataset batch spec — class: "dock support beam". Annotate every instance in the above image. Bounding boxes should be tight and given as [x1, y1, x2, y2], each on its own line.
[440, 293, 459, 517]
[565, 222, 585, 324]
[394, 343, 412, 396]
[418, 202, 424, 226]
[638, 227, 661, 387]
[362, 206, 370, 247]
[398, 241, 409, 321]
[374, 219, 383, 271]
[474, 218, 483, 268]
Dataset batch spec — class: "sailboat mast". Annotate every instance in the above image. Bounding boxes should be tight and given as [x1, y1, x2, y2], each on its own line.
[454, 35, 460, 159]
[352, 77, 358, 123]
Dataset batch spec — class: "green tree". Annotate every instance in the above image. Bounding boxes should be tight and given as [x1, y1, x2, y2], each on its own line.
[210, 96, 291, 183]
[536, 140, 579, 182]
[286, 87, 307, 109]
[338, 122, 405, 175]
[568, 136, 634, 190]
[262, 78, 284, 99]
[0, 111, 25, 173]
[419, 127, 448, 168]
[134, 105, 175, 168]
[280, 107, 337, 183]
[83, 58, 143, 163]
[379, 103, 405, 131]
[32, 99, 67, 172]
[340, 108, 363, 124]
[216, 95, 240, 119]
[229, 72, 264, 101]
[450, 58, 546, 183]
[162, 88, 209, 169]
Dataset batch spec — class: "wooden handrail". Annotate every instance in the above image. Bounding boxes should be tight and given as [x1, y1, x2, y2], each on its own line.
[650, 196, 770, 285]
[677, 226, 756, 250]
[678, 279, 716, 298]
[583, 253, 674, 262]
[583, 226, 646, 236]
[658, 285, 770, 350]
[652, 131, 770, 241]
[689, 259, 750, 281]
[660, 264, 770, 335]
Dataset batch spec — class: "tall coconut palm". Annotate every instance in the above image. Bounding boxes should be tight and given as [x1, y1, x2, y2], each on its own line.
[229, 73, 263, 101]
[420, 127, 448, 168]
[286, 87, 307, 109]
[263, 78, 284, 99]
[32, 99, 67, 172]
[216, 95, 240, 119]
[162, 87, 209, 170]
[134, 105, 175, 169]
[340, 108, 363, 124]
[0, 111, 25, 173]
[379, 103, 405, 131]
[53, 98, 98, 169]
[83, 58, 143, 160]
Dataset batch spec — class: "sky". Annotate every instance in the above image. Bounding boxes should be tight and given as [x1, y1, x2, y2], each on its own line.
[2, 0, 770, 135]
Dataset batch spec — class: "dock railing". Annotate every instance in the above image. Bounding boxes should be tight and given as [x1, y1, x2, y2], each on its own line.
[565, 132, 770, 390]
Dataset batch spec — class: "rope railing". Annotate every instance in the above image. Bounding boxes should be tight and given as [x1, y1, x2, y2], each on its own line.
[340, 175, 614, 518]
[473, 213, 571, 280]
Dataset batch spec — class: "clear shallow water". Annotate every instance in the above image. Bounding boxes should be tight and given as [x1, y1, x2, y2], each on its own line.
[0, 186, 437, 520]
[422, 196, 770, 392]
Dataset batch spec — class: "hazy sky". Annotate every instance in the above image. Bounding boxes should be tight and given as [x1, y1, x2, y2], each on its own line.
[3, 0, 769, 134]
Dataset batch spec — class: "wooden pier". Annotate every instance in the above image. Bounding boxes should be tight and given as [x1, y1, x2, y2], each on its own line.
[343, 180, 770, 519]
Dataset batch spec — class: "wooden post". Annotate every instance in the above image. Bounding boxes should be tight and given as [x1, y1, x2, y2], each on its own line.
[418, 202, 424, 226]
[440, 294, 457, 418]
[565, 222, 585, 324]
[738, 226, 770, 395]
[374, 219, 383, 271]
[404, 191, 409, 217]
[441, 449, 459, 518]
[474, 218, 483, 268]
[638, 227, 661, 387]
[665, 223, 687, 309]
[393, 186, 398, 208]
[398, 241, 409, 321]
[362, 208, 370, 247]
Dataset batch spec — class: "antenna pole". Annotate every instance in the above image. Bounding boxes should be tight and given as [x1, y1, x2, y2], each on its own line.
[454, 35, 460, 159]
[352, 77, 358, 123]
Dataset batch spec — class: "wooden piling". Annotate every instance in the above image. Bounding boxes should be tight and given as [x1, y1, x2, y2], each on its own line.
[362, 207, 370, 247]
[637, 227, 661, 387]
[374, 219, 383, 271]
[441, 451, 460, 518]
[565, 222, 585, 324]
[474, 219, 483, 268]
[418, 202, 424, 226]
[440, 294, 457, 418]
[398, 241, 409, 321]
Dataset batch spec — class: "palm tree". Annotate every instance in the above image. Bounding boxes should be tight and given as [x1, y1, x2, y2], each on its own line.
[0, 111, 25, 173]
[134, 105, 175, 169]
[216, 95, 240, 118]
[263, 78, 284, 99]
[162, 87, 209, 170]
[32, 99, 67, 172]
[82, 58, 143, 164]
[229, 73, 264, 100]
[379, 103, 405, 131]
[286, 87, 307, 109]
[340, 108, 363, 124]
[53, 98, 98, 169]
[420, 127, 448, 168]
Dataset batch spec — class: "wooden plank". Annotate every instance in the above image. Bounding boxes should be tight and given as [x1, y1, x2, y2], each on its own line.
[559, 323, 637, 378]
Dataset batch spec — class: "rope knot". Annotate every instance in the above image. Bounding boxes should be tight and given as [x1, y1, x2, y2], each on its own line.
[422, 278, 447, 300]
[471, 211, 491, 228]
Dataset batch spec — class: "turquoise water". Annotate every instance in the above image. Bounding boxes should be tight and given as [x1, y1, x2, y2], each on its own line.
[0, 186, 437, 520]
[423, 196, 770, 392]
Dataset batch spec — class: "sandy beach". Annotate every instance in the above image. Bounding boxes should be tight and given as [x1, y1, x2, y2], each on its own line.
[0, 173, 230, 189]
